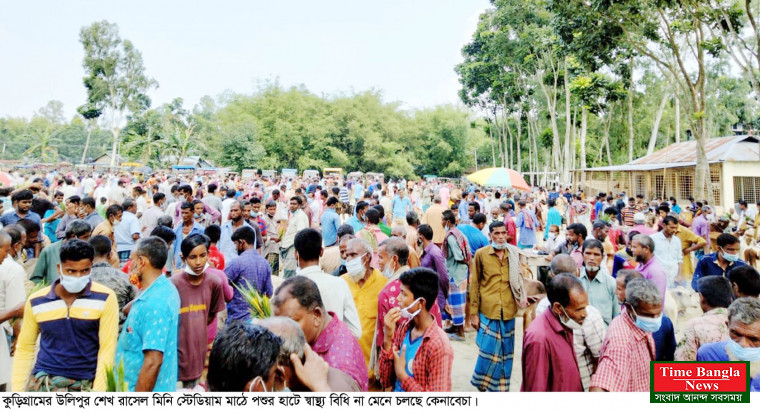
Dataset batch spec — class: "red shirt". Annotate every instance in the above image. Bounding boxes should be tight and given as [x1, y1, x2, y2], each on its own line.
[375, 277, 442, 347]
[208, 245, 225, 270]
[522, 310, 583, 391]
[504, 216, 517, 246]
[590, 312, 655, 391]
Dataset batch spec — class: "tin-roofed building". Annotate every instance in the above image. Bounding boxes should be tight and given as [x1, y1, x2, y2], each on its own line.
[574, 135, 760, 213]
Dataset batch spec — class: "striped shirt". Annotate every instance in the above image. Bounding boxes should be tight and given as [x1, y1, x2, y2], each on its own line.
[12, 280, 119, 391]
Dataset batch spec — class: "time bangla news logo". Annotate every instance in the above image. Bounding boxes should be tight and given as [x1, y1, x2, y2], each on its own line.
[650, 361, 750, 403]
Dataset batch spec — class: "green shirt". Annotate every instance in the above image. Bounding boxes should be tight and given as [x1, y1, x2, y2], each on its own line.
[378, 222, 392, 237]
[578, 267, 620, 325]
[30, 240, 63, 285]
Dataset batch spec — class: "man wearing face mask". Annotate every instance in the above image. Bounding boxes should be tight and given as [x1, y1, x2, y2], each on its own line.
[697, 297, 760, 391]
[346, 201, 369, 234]
[692, 233, 748, 291]
[579, 239, 619, 326]
[116, 237, 180, 391]
[293, 229, 361, 339]
[12, 240, 118, 392]
[379, 267, 453, 391]
[590, 278, 661, 392]
[522, 274, 587, 391]
[341, 238, 388, 368]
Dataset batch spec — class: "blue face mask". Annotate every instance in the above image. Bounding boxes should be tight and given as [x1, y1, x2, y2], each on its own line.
[60, 274, 91, 294]
[727, 339, 760, 362]
[340, 258, 347, 267]
[629, 304, 662, 332]
[722, 248, 740, 263]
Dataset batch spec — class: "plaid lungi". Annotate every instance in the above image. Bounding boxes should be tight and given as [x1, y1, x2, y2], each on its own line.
[280, 245, 296, 278]
[26, 371, 93, 392]
[471, 314, 515, 392]
[266, 252, 279, 273]
[447, 277, 467, 326]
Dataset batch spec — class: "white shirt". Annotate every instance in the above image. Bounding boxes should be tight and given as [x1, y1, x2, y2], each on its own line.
[221, 198, 235, 223]
[297, 265, 362, 340]
[651, 231, 683, 286]
[0, 257, 26, 386]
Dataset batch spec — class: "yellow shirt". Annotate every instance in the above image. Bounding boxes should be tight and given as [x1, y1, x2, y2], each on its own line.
[422, 204, 446, 244]
[676, 225, 706, 279]
[342, 269, 388, 367]
[468, 246, 517, 320]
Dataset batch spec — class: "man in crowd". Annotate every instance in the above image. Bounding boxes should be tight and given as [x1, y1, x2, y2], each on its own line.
[459, 212, 489, 255]
[418, 224, 449, 315]
[442, 210, 470, 341]
[114, 199, 141, 265]
[469, 221, 527, 392]
[80, 197, 104, 229]
[391, 190, 412, 227]
[225, 226, 273, 322]
[281, 197, 309, 278]
[728, 266, 760, 298]
[422, 195, 446, 246]
[579, 239, 619, 326]
[88, 235, 137, 326]
[0, 231, 25, 391]
[631, 234, 668, 303]
[12, 240, 118, 391]
[171, 202, 205, 270]
[1, 190, 42, 250]
[692, 233, 748, 290]
[342, 238, 388, 368]
[55, 195, 81, 240]
[294, 228, 361, 339]
[550, 223, 586, 268]
[172, 184, 220, 226]
[321, 197, 341, 248]
[697, 297, 760, 391]
[272, 276, 368, 391]
[515, 200, 538, 249]
[379, 267, 454, 391]
[218, 201, 252, 265]
[590, 278, 660, 392]
[116, 237, 180, 391]
[651, 216, 683, 288]
[544, 198, 562, 241]
[31, 219, 92, 284]
[522, 274, 587, 392]
[675, 276, 732, 361]
[206, 322, 282, 392]
[140, 192, 166, 238]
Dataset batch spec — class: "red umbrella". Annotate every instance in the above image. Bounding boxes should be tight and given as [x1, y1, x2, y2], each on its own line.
[0, 172, 12, 187]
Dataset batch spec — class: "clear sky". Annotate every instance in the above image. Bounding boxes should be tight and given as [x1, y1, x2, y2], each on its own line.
[0, 0, 490, 119]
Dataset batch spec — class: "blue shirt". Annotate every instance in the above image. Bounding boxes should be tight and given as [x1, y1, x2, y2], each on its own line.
[172, 222, 206, 269]
[392, 196, 412, 219]
[43, 209, 61, 243]
[320, 207, 341, 247]
[544, 207, 562, 239]
[218, 221, 252, 267]
[346, 216, 365, 234]
[698, 341, 760, 392]
[594, 201, 603, 217]
[115, 275, 180, 391]
[224, 248, 273, 322]
[0, 210, 42, 229]
[692, 253, 748, 291]
[353, 184, 364, 200]
[114, 211, 141, 253]
[652, 315, 676, 361]
[458, 224, 489, 255]
[515, 209, 538, 246]
[393, 328, 424, 392]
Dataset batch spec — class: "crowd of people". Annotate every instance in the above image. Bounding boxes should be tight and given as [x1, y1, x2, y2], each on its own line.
[1, 168, 760, 393]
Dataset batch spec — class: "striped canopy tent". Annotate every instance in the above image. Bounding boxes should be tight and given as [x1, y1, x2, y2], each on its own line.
[466, 167, 531, 191]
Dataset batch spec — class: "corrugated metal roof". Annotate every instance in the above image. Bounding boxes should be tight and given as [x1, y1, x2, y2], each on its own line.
[576, 135, 760, 172]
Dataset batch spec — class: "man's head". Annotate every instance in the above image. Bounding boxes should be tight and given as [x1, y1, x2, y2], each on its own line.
[550, 254, 578, 276]
[122, 198, 137, 214]
[89, 235, 113, 261]
[12, 190, 33, 214]
[232, 226, 257, 255]
[631, 234, 655, 263]
[728, 266, 760, 299]
[697, 276, 733, 313]
[624, 278, 663, 330]
[4, 225, 25, 258]
[442, 210, 457, 230]
[58, 239, 95, 294]
[257, 316, 312, 391]
[489, 221, 507, 246]
[338, 234, 355, 263]
[289, 196, 301, 212]
[81, 197, 96, 215]
[294, 228, 322, 266]
[397, 267, 439, 318]
[130, 236, 169, 280]
[390, 225, 406, 238]
[406, 211, 420, 227]
[582, 239, 604, 273]
[229, 201, 243, 222]
[204, 224, 221, 245]
[0, 231, 12, 264]
[17, 219, 39, 249]
[180, 202, 194, 224]
[242, 201, 252, 221]
[250, 197, 262, 216]
[417, 224, 433, 244]
[178, 184, 193, 202]
[662, 216, 679, 237]
[472, 213, 487, 230]
[615, 269, 643, 304]
[337, 224, 354, 239]
[717, 233, 741, 263]
[207, 322, 282, 392]
[726, 298, 760, 357]
[566, 223, 587, 246]
[345, 238, 372, 282]
[378, 237, 409, 277]
[272, 276, 327, 345]
[633, 212, 646, 225]
[355, 201, 369, 222]
[180, 233, 210, 275]
[591, 220, 609, 241]
[364, 208, 380, 225]
[65, 219, 92, 242]
[547, 274, 589, 328]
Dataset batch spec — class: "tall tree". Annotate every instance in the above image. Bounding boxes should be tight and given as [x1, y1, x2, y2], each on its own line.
[79, 20, 157, 167]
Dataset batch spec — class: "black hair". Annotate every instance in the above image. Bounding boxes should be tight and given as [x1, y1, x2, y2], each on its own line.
[582, 238, 604, 253]
[12, 190, 33, 202]
[152, 192, 166, 204]
[150, 225, 176, 245]
[106, 204, 123, 219]
[17, 219, 39, 235]
[442, 210, 457, 224]
[226, 189, 236, 199]
[178, 184, 192, 195]
[250, 197, 261, 205]
[698, 276, 733, 308]
[231, 226, 256, 245]
[567, 223, 588, 239]
[728, 266, 760, 297]
[468, 201, 480, 212]
[489, 220, 506, 233]
[204, 225, 222, 244]
[717, 233, 740, 249]
[59, 239, 94, 263]
[662, 215, 678, 226]
[364, 208, 380, 225]
[294, 228, 322, 262]
[207, 183, 217, 193]
[290, 196, 301, 205]
[207, 322, 282, 392]
[337, 224, 355, 238]
[473, 213, 487, 225]
[180, 233, 209, 258]
[399, 267, 439, 311]
[273, 276, 324, 311]
[418, 224, 433, 241]
[326, 196, 338, 207]
[547, 273, 585, 307]
[180, 201, 193, 211]
[81, 196, 96, 209]
[65, 219, 92, 239]
[355, 201, 369, 213]
[372, 205, 385, 219]
[89, 235, 112, 257]
[3, 225, 24, 246]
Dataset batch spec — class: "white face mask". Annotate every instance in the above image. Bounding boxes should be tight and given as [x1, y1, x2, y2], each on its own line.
[346, 254, 367, 282]
[184, 262, 209, 277]
[60, 273, 91, 294]
[248, 376, 267, 392]
[559, 306, 583, 330]
[112, 219, 121, 227]
[382, 259, 395, 278]
[548, 233, 557, 240]
[400, 297, 422, 319]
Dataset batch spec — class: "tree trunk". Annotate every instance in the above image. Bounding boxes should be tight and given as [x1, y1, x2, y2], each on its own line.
[80, 122, 93, 165]
[516, 117, 522, 173]
[488, 115, 497, 168]
[564, 58, 572, 184]
[110, 128, 120, 168]
[674, 92, 681, 143]
[580, 107, 588, 185]
[538, 71, 562, 178]
[647, 93, 669, 155]
[628, 55, 635, 163]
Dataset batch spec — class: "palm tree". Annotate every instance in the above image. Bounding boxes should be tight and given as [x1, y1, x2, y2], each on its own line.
[22, 119, 62, 162]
